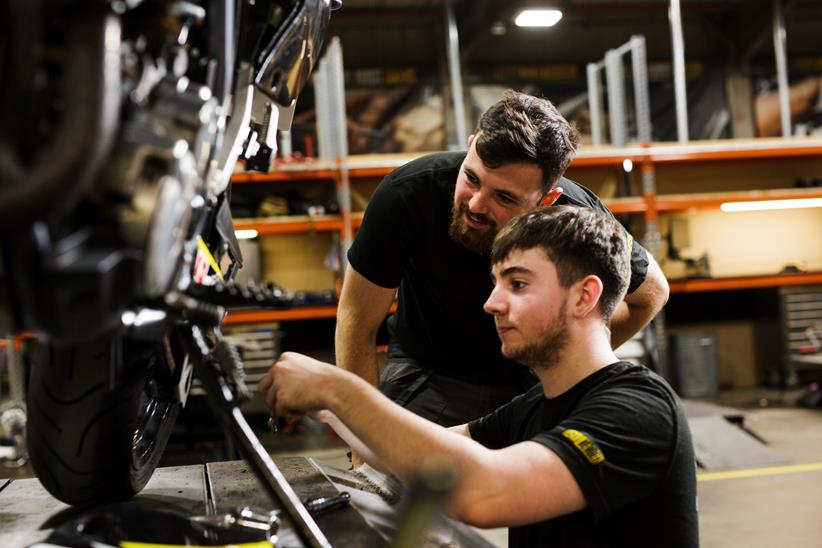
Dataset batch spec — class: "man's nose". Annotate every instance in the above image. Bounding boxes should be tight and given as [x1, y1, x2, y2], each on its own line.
[468, 189, 489, 213]
[484, 286, 505, 315]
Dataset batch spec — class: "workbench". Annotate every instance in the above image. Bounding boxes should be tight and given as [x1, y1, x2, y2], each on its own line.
[0, 457, 491, 547]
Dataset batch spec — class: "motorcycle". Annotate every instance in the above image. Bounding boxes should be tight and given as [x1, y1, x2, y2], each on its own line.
[0, 0, 339, 545]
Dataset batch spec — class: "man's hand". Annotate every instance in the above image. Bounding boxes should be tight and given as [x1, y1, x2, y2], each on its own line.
[258, 352, 338, 417]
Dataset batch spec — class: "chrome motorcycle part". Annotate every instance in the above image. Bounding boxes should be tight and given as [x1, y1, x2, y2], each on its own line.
[186, 325, 332, 548]
[213, 330, 251, 402]
[192, 506, 281, 545]
[0, 402, 27, 468]
[207, 65, 255, 197]
[165, 291, 225, 327]
[122, 308, 172, 341]
[175, 353, 194, 406]
[255, 0, 333, 118]
[110, 75, 219, 297]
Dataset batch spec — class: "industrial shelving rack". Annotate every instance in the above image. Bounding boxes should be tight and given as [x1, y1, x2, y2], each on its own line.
[227, 136, 822, 324]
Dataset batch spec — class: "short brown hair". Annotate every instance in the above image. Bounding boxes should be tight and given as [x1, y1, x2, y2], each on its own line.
[474, 90, 580, 190]
[490, 206, 630, 320]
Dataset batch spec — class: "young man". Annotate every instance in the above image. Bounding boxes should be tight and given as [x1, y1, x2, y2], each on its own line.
[260, 207, 697, 548]
[336, 90, 669, 429]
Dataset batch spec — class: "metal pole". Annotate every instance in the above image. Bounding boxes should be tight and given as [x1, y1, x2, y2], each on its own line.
[327, 38, 349, 160]
[279, 130, 292, 160]
[773, 0, 792, 137]
[630, 35, 652, 143]
[669, 0, 689, 142]
[327, 38, 352, 268]
[587, 63, 603, 146]
[313, 61, 334, 160]
[605, 49, 627, 147]
[444, 0, 468, 148]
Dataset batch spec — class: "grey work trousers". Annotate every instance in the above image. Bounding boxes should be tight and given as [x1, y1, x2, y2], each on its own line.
[378, 359, 536, 427]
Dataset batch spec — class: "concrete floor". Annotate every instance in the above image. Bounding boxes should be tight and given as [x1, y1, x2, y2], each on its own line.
[696, 405, 822, 548]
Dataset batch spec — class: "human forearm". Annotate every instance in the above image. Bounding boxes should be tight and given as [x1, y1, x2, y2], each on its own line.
[334, 321, 380, 386]
[611, 255, 669, 347]
[609, 301, 652, 348]
[325, 373, 485, 485]
[313, 410, 391, 474]
[334, 265, 396, 387]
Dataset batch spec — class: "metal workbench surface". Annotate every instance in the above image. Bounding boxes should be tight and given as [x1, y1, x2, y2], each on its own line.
[0, 457, 384, 547]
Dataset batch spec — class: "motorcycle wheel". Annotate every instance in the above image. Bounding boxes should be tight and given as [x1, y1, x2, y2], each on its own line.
[26, 332, 181, 505]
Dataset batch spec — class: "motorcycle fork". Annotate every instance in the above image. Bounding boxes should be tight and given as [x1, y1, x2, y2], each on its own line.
[182, 325, 332, 548]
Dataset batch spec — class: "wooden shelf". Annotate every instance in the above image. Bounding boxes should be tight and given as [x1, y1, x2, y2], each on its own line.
[655, 187, 822, 212]
[232, 168, 340, 183]
[646, 138, 822, 165]
[224, 306, 339, 324]
[668, 272, 822, 293]
[230, 138, 822, 184]
[234, 203, 655, 236]
[225, 301, 398, 324]
[234, 213, 364, 236]
[603, 197, 647, 214]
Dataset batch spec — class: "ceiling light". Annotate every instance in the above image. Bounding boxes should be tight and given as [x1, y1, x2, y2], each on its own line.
[622, 159, 634, 173]
[235, 229, 259, 239]
[514, 9, 563, 28]
[720, 198, 822, 212]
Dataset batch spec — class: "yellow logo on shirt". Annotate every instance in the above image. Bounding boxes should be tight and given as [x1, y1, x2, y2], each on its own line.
[562, 429, 605, 464]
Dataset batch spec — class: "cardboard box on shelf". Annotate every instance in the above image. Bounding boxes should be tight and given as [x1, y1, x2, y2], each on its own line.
[260, 233, 337, 292]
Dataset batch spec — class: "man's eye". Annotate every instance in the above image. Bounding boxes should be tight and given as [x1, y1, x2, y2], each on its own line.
[496, 193, 517, 205]
[511, 280, 527, 290]
[465, 175, 479, 187]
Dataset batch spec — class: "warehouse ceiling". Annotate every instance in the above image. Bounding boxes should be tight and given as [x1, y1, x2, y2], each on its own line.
[326, 0, 822, 73]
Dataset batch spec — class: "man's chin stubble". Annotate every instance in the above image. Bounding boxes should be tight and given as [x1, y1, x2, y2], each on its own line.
[448, 213, 495, 255]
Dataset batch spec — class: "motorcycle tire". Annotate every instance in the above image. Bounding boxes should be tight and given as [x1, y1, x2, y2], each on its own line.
[27, 332, 181, 505]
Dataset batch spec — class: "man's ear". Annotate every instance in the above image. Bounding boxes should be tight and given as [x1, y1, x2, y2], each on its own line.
[572, 275, 604, 318]
[541, 187, 563, 207]
[467, 133, 475, 149]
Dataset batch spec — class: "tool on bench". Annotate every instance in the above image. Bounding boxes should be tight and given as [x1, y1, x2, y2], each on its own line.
[304, 492, 352, 516]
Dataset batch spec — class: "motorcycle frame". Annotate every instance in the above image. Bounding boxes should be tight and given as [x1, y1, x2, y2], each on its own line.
[1, 1, 337, 546]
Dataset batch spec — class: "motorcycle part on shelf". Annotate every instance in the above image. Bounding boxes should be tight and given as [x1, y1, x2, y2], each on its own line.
[190, 280, 293, 308]
[27, 333, 181, 505]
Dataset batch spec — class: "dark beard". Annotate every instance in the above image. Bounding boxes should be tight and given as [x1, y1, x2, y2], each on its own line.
[508, 303, 569, 371]
[448, 201, 498, 255]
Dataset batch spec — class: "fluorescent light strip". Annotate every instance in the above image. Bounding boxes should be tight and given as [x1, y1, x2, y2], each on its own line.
[514, 9, 563, 28]
[720, 197, 822, 212]
[235, 229, 259, 239]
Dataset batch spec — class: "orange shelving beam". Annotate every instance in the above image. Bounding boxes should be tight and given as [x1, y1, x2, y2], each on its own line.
[668, 272, 822, 293]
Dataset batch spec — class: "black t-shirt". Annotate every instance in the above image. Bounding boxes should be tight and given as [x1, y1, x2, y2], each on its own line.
[468, 362, 698, 548]
[347, 152, 650, 381]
